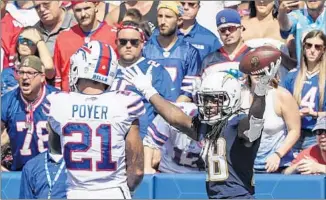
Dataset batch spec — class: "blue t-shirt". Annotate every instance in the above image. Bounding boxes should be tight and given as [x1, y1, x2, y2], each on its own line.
[282, 69, 326, 130]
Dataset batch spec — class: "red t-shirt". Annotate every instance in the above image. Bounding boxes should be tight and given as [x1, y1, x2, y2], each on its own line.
[292, 145, 326, 165]
[1, 12, 22, 68]
[53, 22, 117, 91]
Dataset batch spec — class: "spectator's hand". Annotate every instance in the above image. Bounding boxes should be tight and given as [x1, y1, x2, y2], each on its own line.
[296, 156, 322, 174]
[265, 153, 281, 173]
[20, 28, 43, 44]
[122, 65, 158, 101]
[144, 167, 157, 174]
[279, 0, 301, 14]
[299, 107, 316, 117]
[1, 165, 9, 172]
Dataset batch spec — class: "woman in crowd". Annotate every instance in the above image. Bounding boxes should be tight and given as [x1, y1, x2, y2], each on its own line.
[242, 73, 300, 173]
[1, 27, 54, 94]
[283, 30, 326, 154]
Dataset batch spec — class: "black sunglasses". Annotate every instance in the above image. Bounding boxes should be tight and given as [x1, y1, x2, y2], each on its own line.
[304, 42, 325, 51]
[316, 129, 326, 135]
[180, 2, 198, 8]
[118, 39, 141, 47]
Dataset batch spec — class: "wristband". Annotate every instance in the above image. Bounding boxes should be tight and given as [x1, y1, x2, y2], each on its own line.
[275, 151, 282, 159]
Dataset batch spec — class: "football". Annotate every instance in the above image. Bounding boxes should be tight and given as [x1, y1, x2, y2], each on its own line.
[239, 46, 281, 75]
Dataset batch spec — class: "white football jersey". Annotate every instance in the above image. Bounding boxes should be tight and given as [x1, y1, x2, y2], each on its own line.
[47, 90, 145, 191]
[143, 102, 205, 173]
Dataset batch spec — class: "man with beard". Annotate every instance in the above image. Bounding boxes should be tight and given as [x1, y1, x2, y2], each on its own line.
[1, 56, 58, 171]
[278, 0, 326, 61]
[143, 1, 201, 102]
[53, 1, 117, 91]
[284, 116, 326, 175]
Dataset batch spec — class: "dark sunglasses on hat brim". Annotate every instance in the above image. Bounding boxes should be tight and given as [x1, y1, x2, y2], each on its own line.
[18, 36, 35, 46]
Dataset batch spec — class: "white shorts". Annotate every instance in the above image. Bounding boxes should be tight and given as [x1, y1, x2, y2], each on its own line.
[67, 186, 131, 199]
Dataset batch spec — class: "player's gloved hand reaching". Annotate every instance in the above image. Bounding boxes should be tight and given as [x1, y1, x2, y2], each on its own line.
[254, 57, 281, 96]
[122, 65, 158, 101]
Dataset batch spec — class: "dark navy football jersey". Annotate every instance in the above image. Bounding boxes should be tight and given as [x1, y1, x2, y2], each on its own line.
[1, 85, 58, 170]
[204, 114, 260, 199]
[143, 36, 201, 98]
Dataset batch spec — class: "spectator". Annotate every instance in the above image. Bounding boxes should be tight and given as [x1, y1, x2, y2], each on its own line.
[53, 1, 117, 91]
[6, 0, 39, 27]
[19, 123, 67, 199]
[112, 20, 175, 139]
[106, 1, 159, 32]
[33, 1, 76, 56]
[179, 1, 222, 60]
[1, 0, 22, 69]
[143, 1, 201, 103]
[278, 0, 326, 62]
[201, 9, 250, 81]
[284, 116, 326, 175]
[122, 8, 143, 23]
[283, 30, 326, 153]
[2, 27, 55, 94]
[1, 55, 58, 171]
[242, 74, 300, 173]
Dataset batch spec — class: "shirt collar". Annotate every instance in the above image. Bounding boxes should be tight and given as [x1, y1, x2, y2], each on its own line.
[177, 20, 199, 38]
[48, 151, 63, 163]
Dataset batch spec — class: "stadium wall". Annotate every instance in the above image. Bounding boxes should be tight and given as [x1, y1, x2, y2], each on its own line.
[2, 172, 325, 199]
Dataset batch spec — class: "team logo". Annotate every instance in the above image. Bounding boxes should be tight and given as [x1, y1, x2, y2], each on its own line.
[250, 56, 260, 69]
[22, 58, 30, 67]
[220, 17, 226, 23]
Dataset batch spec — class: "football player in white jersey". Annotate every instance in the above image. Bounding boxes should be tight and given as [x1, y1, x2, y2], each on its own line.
[45, 41, 145, 199]
[143, 102, 205, 173]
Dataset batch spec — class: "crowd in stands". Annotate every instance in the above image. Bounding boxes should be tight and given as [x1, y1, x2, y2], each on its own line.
[1, 0, 326, 199]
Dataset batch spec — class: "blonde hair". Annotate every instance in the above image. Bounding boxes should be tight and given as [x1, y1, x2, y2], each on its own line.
[293, 30, 326, 110]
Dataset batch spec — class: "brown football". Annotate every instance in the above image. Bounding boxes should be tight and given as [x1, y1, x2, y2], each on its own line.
[239, 46, 281, 75]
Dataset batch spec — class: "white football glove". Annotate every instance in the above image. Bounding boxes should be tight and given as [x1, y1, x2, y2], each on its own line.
[254, 57, 281, 96]
[122, 65, 158, 101]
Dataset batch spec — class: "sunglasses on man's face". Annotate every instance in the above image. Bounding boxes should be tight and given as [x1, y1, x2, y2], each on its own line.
[180, 2, 199, 8]
[304, 42, 325, 51]
[316, 129, 326, 135]
[218, 26, 240, 34]
[18, 37, 35, 46]
[118, 39, 141, 47]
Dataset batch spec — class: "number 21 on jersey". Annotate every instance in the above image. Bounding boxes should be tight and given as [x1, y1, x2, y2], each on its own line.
[207, 138, 228, 181]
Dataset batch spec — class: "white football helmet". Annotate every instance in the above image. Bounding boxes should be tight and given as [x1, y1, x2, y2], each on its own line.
[196, 72, 242, 125]
[69, 41, 118, 92]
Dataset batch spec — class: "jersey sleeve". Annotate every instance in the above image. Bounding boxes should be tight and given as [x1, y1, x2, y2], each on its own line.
[145, 115, 171, 148]
[124, 91, 146, 122]
[1, 93, 11, 124]
[181, 46, 201, 97]
[280, 11, 300, 39]
[19, 165, 35, 199]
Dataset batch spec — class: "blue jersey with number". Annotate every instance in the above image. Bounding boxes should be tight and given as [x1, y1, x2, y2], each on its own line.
[282, 69, 326, 130]
[1, 85, 58, 171]
[112, 57, 176, 138]
[205, 114, 259, 199]
[46, 90, 145, 191]
[143, 36, 201, 98]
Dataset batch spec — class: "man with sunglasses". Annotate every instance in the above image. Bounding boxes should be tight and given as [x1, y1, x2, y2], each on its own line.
[143, 1, 201, 103]
[53, 1, 117, 92]
[178, 1, 222, 61]
[201, 9, 251, 80]
[112, 21, 176, 139]
[284, 116, 326, 175]
[1, 55, 58, 171]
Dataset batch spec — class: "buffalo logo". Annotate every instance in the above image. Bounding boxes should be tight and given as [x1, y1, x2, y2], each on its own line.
[250, 56, 260, 69]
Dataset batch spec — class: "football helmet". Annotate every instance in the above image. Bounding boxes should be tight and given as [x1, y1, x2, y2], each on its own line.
[69, 41, 118, 92]
[196, 72, 242, 125]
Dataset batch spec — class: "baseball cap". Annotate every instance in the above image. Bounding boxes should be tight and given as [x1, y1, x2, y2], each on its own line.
[19, 55, 43, 73]
[216, 9, 241, 28]
[157, 1, 184, 17]
[313, 116, 326, 132]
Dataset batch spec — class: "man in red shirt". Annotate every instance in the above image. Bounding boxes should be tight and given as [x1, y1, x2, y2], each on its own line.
[284, 116, 326, 175]
[53, 1, 117, 91]
[1, 0, 22, 68]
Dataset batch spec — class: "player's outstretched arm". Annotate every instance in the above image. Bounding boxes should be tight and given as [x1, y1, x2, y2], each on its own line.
[239, 58, 281, 143]
[122, 66, 198, 140]
[126, 120, 144, 192]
